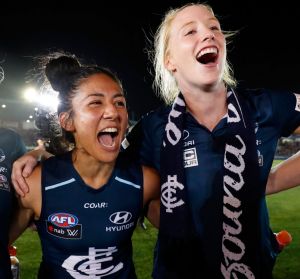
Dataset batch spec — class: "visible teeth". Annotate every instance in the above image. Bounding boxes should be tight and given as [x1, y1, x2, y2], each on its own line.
[101, 127, 117, 133]
[198, 47, 217, 58]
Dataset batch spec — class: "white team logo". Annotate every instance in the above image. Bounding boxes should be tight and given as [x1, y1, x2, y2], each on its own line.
[62, 247, 123, 278]
[294, 93, 300, 112]
[161, 175, 185, 213]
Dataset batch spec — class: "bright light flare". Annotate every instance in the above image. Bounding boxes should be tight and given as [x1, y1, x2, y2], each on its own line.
[23, 87, 38, 102]
[38, 92, 59, 111]
[23, 87, 59, 112]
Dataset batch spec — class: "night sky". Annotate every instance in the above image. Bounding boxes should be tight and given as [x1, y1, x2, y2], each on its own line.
[1, 0, 300, 120]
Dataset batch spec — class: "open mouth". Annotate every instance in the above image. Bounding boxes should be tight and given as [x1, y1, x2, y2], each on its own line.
[196, 47, 218, 64]
[97, 127, 118, 148]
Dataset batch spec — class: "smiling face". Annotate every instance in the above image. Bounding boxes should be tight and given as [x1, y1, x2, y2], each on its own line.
[61, 73, 128, 163]
[165, 5, 226, 92]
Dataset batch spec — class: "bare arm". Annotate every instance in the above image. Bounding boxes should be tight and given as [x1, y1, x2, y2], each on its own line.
[9, 200, 34, 244]
[11, 149, 52, 197]
[142, 166, 160, 228]
[146, 198, 160, 228]
[9, 165, 42, 243]
[266, 151, 300, 195]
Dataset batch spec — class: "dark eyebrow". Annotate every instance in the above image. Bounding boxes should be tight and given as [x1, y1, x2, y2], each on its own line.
[85, 93, 125, 99]
[113, 93, 125, 99]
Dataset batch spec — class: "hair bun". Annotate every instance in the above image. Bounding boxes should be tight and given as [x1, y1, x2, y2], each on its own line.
[45, 55, 80, 92]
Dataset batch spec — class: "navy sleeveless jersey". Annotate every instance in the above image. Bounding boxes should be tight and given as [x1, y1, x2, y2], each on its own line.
[0, 128, 26, 279]
[136, 88, 300, 278]
[35, 151, 143, 279]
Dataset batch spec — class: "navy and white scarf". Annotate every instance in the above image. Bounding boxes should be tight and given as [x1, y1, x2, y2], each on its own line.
[159, 90, 261, 278]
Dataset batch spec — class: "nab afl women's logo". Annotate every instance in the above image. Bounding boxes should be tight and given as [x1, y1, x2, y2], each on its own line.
[48, 213, 78, 228]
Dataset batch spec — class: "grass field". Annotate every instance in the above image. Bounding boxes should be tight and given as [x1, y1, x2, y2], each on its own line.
[267, 188, 300, 278]
[13, 161, 300, 279]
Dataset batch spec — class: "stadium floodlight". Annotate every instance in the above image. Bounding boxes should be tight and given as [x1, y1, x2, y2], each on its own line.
[23, 87, 59, 112]
[23, 87, 38, 102]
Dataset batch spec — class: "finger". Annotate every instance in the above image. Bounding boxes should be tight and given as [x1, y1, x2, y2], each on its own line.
[11, 165, 29, 196]
[13, 169, 28, 194]
[11, 177, 25, 197]
[22, 161, 36, 178]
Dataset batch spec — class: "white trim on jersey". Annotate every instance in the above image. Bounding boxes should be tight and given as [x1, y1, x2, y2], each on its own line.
[45, 178, 76, 191]
[115, 176, 141, 189]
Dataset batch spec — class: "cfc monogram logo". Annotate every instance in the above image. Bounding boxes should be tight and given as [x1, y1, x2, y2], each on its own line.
[62, 247, 123, 278]
[161, 175, 185, 213]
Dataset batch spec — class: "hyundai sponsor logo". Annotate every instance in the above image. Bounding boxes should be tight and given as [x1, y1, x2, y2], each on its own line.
[109, 211, 132, 225]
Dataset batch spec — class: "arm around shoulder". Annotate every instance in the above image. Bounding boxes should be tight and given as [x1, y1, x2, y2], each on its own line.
[12, 149, 52, 197]
[9, 164, 42, 243]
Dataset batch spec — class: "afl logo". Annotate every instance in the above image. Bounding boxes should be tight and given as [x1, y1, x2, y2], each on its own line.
[109, 211, 132, 225]
[48, 213, 78, 228]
